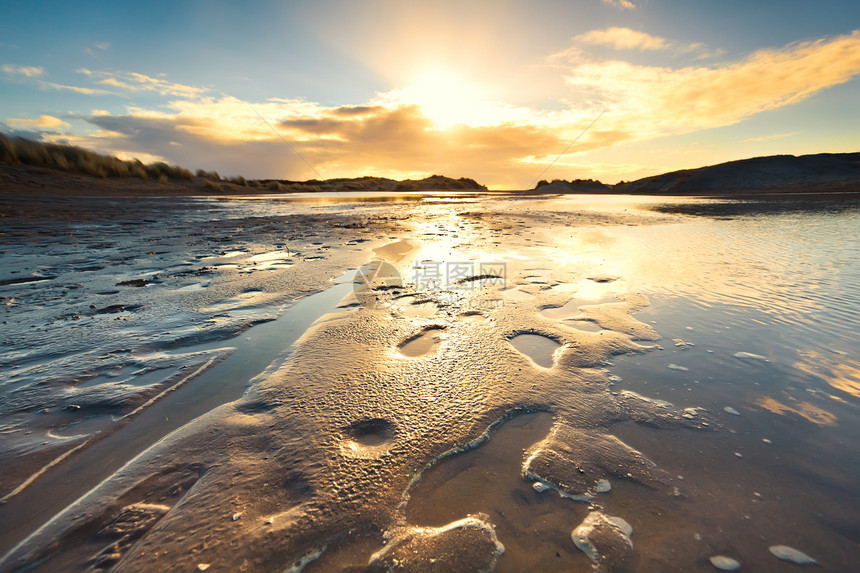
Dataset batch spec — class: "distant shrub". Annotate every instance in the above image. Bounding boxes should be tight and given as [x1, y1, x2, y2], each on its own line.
[129, 161, 147, 179]
[204, 179, 223, 192]
[0, 133, 17, 162]
[50, 151, 69, 170]
[228, 175, 246, 186]
[146, 162, 193, 181]
[196, 169, 221, 181]
[13, 137, 50, 166]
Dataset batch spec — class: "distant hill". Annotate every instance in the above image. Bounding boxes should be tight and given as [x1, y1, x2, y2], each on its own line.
[614, 153, 860, 195]
[258, 174, 486, 192]
[532, 178, 612, 194]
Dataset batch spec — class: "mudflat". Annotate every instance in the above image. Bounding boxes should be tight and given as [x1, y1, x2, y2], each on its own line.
[1, 182, 859, 572]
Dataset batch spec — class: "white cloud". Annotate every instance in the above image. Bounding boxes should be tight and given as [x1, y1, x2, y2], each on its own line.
[601, 0, 636, 9]
[40, 81, 113, 95]
[1, 64, 115, 95]
[1, 64, 44, 78]
[77, 69, 206, 98]
[85, 42, 110, 57]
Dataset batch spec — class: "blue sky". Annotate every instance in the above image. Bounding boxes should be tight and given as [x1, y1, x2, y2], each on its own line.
[2, 0, 859, 188]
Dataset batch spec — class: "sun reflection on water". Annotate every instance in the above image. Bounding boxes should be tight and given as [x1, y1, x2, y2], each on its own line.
[755, 394, 839, 427]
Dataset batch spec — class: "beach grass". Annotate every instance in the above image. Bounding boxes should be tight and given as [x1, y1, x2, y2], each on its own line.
[0, 133, 194, 181]
[1, 132, 488, 193]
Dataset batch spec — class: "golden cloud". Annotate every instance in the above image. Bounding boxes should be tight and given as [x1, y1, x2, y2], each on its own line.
[7, 115, 70, 129]
[67, 95, 579, 188]
[560, 30, 860, 137]
[574, 27, 669, 51]
[743, 132, 798, 143]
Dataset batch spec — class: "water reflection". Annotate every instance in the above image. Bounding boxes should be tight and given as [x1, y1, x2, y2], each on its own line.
[795, 350, 860, 398]
[214, 191, 484, 205]
[550, 207, 860, 329]
[756, 394, 839, 427]
[648, 196, 860, 217]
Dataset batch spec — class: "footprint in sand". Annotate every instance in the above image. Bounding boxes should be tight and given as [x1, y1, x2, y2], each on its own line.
[398, 326, 445, 357]
[508, 333, 561, 368]
[340, 418, 397, 458]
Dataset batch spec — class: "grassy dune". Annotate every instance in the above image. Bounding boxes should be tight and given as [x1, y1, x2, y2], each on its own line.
[0, 133, 487, 193]
[0, 133, 195, 183]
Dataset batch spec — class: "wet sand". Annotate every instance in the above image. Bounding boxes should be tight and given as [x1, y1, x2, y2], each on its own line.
[1, 189, 859, 572]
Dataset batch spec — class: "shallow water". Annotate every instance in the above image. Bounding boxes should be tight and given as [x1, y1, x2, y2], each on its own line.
[0, 272, 356, 554]
[508, 333, 560, 368]
[1, 192, 858, 571]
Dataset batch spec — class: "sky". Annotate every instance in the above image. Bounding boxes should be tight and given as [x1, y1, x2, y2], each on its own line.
[2, 0, 860, 189]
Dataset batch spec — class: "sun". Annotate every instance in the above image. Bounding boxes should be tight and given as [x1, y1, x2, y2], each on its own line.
[405, 71, 484, 129]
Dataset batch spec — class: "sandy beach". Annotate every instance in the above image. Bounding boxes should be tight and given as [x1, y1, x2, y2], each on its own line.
[1, 178, 859, 572]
